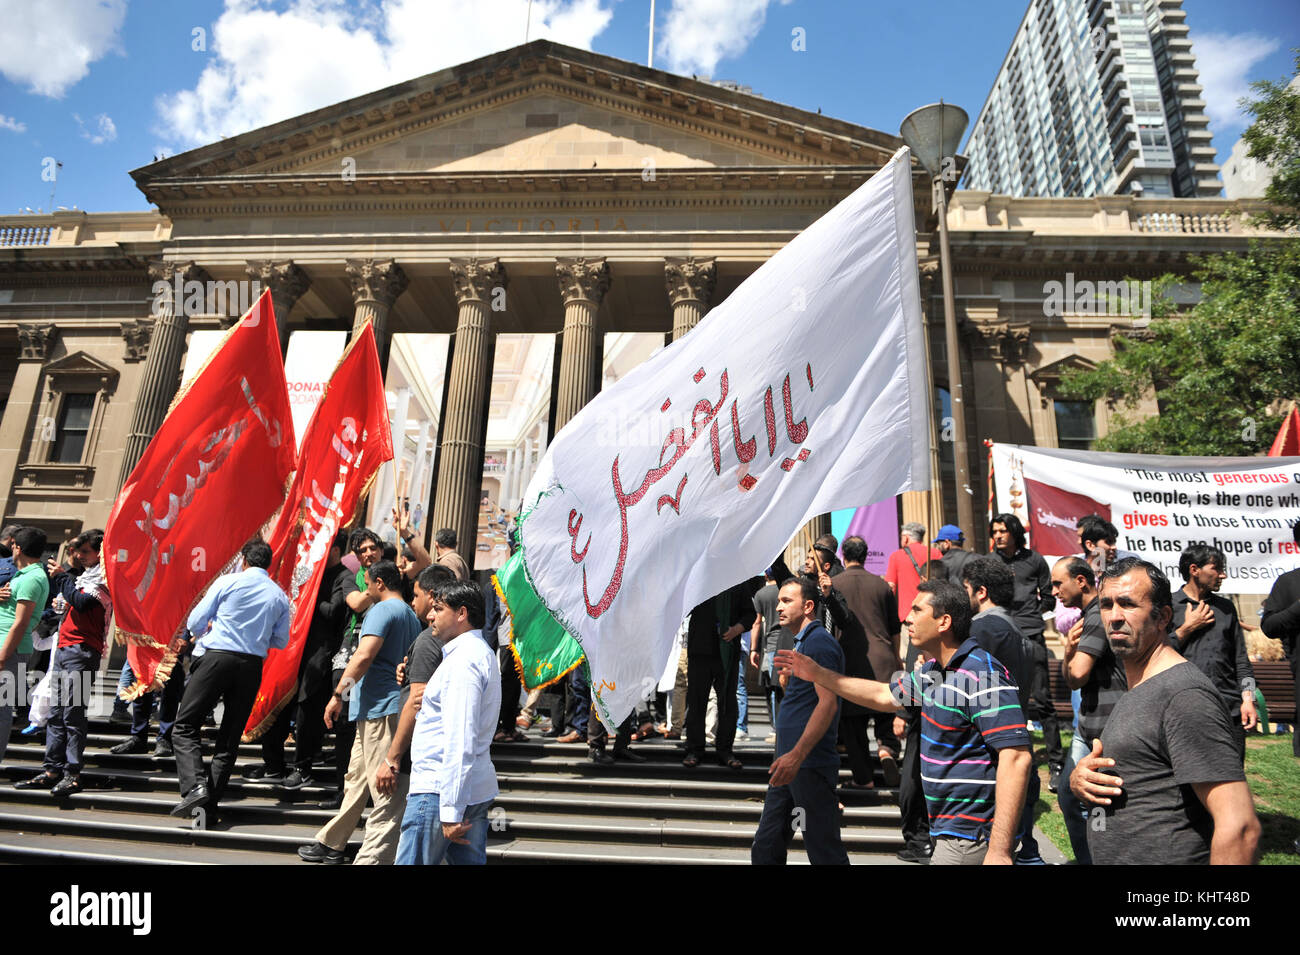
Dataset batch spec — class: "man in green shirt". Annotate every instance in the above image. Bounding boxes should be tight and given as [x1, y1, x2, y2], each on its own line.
[0, 527, 49, 762]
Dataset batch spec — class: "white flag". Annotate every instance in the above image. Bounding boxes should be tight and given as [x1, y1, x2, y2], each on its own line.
[511, 148, 930, 728]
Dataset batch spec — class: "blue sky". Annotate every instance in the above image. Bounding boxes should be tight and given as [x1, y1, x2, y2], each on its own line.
[0, 0, 1295, 214]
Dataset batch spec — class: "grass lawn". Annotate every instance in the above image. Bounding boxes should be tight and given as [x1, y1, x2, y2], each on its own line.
[1028, 729, 1300, 864]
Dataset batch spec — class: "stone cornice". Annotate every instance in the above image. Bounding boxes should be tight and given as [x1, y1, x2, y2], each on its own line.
[132, 42, 901, 189]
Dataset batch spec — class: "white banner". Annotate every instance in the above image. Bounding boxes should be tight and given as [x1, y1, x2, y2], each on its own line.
[284, 331, 348, 451]
[180, 330, 226, 388]
[991, 444, 1300, 594]
[521, 148, 930, 726]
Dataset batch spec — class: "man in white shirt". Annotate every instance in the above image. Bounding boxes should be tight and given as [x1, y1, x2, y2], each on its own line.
[396, 579, 500, 865]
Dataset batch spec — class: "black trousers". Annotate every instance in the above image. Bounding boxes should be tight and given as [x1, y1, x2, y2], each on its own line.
[174, 650, 263, 804]
[259, 682, 330, 774]
[1291, 646, 1300, 757]
[1025, 633, 1063, 768]
[751, 765, 849, 865]
[588, 710, 633, 751]
[898, 711, 930, 849]
[840, 713, 873, 786]
[686, 653, 739, 759]
[497, 649, 521, 733]
[329, 665, 356, 791]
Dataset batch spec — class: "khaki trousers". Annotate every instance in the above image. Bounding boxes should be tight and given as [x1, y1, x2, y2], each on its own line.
[669, 646, 689, 733]
[314, 711, 408, 865]
[931, 836, 988, 866]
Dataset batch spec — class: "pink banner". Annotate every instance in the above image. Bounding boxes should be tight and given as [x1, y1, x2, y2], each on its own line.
[842, 498, 898, 576]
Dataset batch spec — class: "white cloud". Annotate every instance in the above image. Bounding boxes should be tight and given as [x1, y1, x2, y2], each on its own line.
[74, 112, 117, 144]
[156, 0, 615, 148]
[0, 0, 126, 98]
[657, 0, 792, 78]
[0, 114, 26, 133]
[1193, 32, 1281, 138]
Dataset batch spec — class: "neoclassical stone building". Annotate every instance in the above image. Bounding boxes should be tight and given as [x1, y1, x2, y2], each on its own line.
[0, 40, 1280, 567]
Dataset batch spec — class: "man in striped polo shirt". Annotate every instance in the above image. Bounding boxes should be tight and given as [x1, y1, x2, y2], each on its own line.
[777, 578, 1031, 865]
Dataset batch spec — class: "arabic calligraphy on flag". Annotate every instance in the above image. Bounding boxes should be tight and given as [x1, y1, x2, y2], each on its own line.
[104, 290, 296, 695]
[243, 323, 393, 740]
[498, 148, 931, 728]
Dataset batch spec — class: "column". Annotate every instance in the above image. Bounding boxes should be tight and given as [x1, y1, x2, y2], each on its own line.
[502, 447, 516, 510]
[245, 260, 310, 352]
[431, 258, 506, 559]
[664, 256, 716, 341]
[118, 261, 209, 487]
[554, 257, 610, 430]
[346, 258, 408, 370]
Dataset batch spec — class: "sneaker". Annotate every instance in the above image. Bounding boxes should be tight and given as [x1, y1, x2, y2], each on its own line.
[764, 733, 777, 743]
[152, 738, 174, 759]
[282, 769, 315, 790]
[318, 793, 344, 811]
[245, 765, 287, 782]
[297, 841, 344, 864]
[1015, 851, 1048, 865]
[20, 722, 43, 737]
[895, 843, 933, 865]
[1048, 765, 1063, 794]
[735, 729, 750, 742]
[110, 737, 149, 755]
[588, 747, 615, 766]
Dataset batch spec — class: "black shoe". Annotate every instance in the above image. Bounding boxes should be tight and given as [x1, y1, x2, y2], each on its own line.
[14, 772, 60, 790]
[589, 747, 615, 766]
[298, 841, 344, 864]
[282, 769, 315, 789]
[51, 775, 82, 797]
[244, 765, 286, 782]
[895, 843, 933, 865]
[170, 784, 210, 818]
[1048, 765, 1063, 794]
[318, 793, 344, 811]
[612, 747, 646, 763]
[110, 737, 148, 755]
[541, 728, 564, 739]
[152, 738, 174, 759]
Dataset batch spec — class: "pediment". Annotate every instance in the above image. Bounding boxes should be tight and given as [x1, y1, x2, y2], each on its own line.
[43, 350, 119, 379]
[1030, 354, 1097, 386]
[133, 40, 902, 188]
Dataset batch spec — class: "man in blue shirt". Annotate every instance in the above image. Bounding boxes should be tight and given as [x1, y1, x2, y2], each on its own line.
[779, 578, 1032, 865]
[300, 558, 421, 864]
[171, 538, 290, 819]
[750, 577, 848, 865]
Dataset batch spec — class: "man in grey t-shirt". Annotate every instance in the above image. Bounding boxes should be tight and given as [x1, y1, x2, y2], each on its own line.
[1070, 558, 1260, 865]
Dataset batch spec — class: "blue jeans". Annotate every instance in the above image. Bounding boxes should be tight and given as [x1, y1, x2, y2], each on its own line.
[1058, 732, 1093, 864]
[396, 793, 492, 865]
[44, 644, 99, 775]
[737, 672, 748, 732]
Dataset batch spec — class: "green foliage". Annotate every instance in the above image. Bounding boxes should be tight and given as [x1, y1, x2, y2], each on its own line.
[1241, 50, 1300, 230]
[1059, 241, 1300, 455]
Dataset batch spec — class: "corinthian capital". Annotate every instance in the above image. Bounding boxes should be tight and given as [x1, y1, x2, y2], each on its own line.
[346, 258, 408, 308]
[449, 258, 506, 305]
[246, 260, 310, 309]
[664, 256, 716, 308]
[556, 257, 610, 306]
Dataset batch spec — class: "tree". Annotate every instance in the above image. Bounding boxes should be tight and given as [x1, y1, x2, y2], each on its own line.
[1058, 54, 1300, 455]
[1059, 243, 1300, 455]
[1240, 49, 1300, 231]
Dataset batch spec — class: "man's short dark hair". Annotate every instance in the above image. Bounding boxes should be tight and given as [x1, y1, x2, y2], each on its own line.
[841, 535, 868, 565]
[381, 541, 398, 563]
[1293, 519, 1300, 547]
[435, 528, 457, 549]
[989, 513, 1026, 550]
[416, 563, 455, 593]
[961, 556, 1015, 609]
[434, 579, 485, 629]
[349, 528, 381, 553]
[813, 533, 838, 564]
[779, 576, 819, 607]
[1057, 555, 1095, 588]
[240, 538, 272, 569]
[0, 524, 21, 543]
[1078, 514, 1118, 547]
[917, 579, 972, 643]
[1178, 543, 1225, 581]
[13, 526, 47, 559]
[332, 529, 350, 553]
[72, 528, 104, 553]
[1101, 557, 1173, 612]
[367, 559, 402, 593]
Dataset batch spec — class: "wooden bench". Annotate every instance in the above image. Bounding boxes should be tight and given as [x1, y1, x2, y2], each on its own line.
[1045, 659, 1296, 727]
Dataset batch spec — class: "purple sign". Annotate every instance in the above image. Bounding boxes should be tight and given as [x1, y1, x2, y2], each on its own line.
[832, 498, 898, 576]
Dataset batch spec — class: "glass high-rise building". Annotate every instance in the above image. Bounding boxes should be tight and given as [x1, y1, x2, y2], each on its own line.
[963, 0, 1220, 198]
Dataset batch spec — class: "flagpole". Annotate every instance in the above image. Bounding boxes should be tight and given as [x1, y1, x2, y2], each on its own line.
[648, 0, 655, 67]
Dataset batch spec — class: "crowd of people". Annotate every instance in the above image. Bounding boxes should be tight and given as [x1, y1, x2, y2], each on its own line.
[0, 503, 1294, 866]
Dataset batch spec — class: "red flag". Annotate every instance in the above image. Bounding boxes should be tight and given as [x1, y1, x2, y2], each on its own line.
[1023, 477, 1111, 557]
[104, 291, 296, 695]
[1269, 408, 1300, 456]
[242, 323, 393, 740]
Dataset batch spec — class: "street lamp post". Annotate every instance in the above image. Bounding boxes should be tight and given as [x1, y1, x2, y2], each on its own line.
[900, 102, 974, 545]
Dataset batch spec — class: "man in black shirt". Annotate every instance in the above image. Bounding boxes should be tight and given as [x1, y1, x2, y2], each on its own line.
[1170, 544, 1256, 761]
[990, 512, 1061, 783]
[1052, 555, 1126, 865]
[1260, 521, 1300, 757]
[684, 581, 758, 770]
[1070, 558, 1259, 865]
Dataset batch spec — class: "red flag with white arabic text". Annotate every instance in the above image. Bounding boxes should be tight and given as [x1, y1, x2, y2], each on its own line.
[242, 322, 392, 740]
[104, 290, 296, 695]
